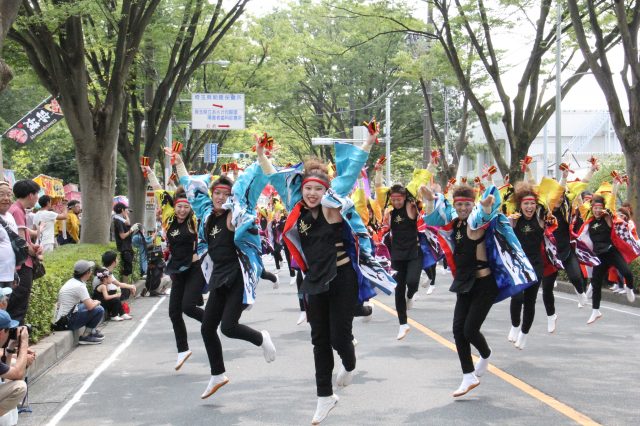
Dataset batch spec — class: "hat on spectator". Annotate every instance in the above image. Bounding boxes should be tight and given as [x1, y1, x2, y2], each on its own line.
[0, 310, 19, 329]
[73, 260, 95, 275]
[0, 288, 12, 298]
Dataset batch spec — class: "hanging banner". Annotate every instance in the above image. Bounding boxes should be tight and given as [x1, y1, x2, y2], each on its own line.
[2, 96, 64, 144]
[204, 143, 218, 164]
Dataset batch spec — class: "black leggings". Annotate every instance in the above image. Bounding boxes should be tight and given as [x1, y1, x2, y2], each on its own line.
[296, 270, 304, 311]
[591, 248, 634, 309]
[425, 264, 436, 285]
[392, 253, 423, 325]
[201, 274, 263, 375]
[541, 251, 585, 316]
[273, 243, 284, 269]
[283, 244, 296, 278]
[452, 275, 499, 374]
[306, 264, 358, 397]
[510, 280, 541, 333]
[169, 265, 206, 352]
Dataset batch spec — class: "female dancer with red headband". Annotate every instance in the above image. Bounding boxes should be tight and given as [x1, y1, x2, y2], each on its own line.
[171, 151, 277, 400]
[143, 166, 204, 371]
[422, 181, 535, 397]
[257, 130, 394, 424]
[385, 184, 422, 340]
[576, 192, 638, 324]
[507, 182, 560, 349]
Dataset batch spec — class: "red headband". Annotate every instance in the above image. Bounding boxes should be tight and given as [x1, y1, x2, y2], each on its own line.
[521, 196, 536, 202]
[212, 185, 232, 193]
[174, 198, 189, 205]
[591, 202, 604, 207]
[302, 177, 329, 189]
[453, 197, 475, 203]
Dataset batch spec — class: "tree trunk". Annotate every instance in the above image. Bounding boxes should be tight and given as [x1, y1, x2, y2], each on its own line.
[624, 134, 640, 224]
[126, 160, 146, 225]
[0, 0, 21, 93]
[75, 135, 117, 244]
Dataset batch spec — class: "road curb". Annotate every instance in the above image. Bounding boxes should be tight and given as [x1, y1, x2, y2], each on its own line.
[28, 279, 148, 382]
[552, 280, 637, 308]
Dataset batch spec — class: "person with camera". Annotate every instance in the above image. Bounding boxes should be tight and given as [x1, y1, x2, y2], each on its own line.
[53, 260, 105, 345]
[0, 310, 35, 417]
[112, 203, 139, 299]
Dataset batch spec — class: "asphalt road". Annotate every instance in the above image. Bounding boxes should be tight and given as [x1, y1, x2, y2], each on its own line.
[20, 259, 640, 425]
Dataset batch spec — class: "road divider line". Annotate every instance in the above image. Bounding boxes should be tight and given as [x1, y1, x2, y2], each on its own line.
[553, 293, 640, 317]
[371, 299, 601, 426]
[47, 297, 166, 426]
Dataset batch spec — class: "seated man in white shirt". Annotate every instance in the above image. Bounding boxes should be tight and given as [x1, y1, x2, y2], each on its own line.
[52, 260, 105, 345]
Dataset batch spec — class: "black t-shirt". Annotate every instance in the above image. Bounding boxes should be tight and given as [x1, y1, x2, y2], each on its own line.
[514, 215, 544, 277]
[589, 217, 612, 255]
[113, 218, 132, 252]
[390, 204, 419, 261]
[206, 211, 241, 289]
[166, 218, 197, 274]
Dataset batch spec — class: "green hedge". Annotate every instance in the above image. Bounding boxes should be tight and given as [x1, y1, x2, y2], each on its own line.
[25, 243, 141, 342]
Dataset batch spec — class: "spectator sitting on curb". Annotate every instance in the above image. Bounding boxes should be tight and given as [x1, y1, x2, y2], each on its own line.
[52, 260, 105, 345]
[33, 195, 67, 254]
[92, 267, 131, 322]
[0, 310, 35, 417]
[98, 251, 137, 299]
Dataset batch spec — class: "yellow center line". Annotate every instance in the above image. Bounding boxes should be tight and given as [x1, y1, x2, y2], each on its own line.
[371, 299, 601, 426]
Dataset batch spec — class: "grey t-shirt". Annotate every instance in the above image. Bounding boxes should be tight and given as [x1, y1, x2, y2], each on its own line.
[54, 278, 90, 323]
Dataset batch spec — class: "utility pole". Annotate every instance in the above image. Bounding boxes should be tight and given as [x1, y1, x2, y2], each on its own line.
[385, 96, 391, 184]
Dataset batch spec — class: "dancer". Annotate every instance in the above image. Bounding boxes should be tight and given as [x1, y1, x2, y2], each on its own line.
[258, 128, 395, 424]
[576, 189, 639, 324]
[422, 182, 535, 398]
[507, 182, 560, 349]
[144, 166, 205, 370]
[171, 149, 276, 399]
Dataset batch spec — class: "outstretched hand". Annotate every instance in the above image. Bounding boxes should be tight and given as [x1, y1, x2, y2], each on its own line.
[480, 194, 494, 208]
[163, 147, 183, 165]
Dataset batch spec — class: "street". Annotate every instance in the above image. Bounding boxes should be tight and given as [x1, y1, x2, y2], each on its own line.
[21, 260, 640, 426]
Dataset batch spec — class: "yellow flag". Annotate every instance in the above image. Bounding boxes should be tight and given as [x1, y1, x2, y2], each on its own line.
[406, 169, 433, 198]
[351, 188, 369, 225]
[499, 184, 517, 215]
[566, 180, 588, 204]
[537, 177, 565, 211]
[595, 181, 616, 211]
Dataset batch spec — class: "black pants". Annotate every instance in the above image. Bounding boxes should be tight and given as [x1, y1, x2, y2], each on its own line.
[273, 243, 284, 270]
[425, 264, 436, 285]
[283, 244, 296, 277]
[306, 264, 358, 397]
[541, 251, 585, 316]
[392, 253, 423, 325]
[8, 266, 33, 325]
[201, 274, 263, 375]
[169, 265, 206, 352]
[452, 275, 499, 374]
[591, 248, 634, 309]
[510, 280, 541, 333]
[296, 270, 304, 311]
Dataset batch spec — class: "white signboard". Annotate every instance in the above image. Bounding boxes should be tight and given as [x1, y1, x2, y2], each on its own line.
[191, 93, 245, 130]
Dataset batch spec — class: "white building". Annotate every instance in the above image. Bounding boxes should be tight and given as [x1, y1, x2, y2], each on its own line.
[460, 110, 622, 182]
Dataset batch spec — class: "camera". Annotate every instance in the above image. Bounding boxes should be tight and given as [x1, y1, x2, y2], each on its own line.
[8, 323, 32, 341]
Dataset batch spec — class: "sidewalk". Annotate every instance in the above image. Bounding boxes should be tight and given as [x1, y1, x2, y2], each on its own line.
[27, 279, 149, 382]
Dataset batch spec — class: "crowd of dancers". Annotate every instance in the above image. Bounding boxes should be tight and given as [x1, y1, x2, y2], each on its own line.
[141, 128, 639, 424]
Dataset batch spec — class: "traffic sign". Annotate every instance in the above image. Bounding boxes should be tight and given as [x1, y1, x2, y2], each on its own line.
[191, 93, 245, 130]
[204, 143, 218, 164]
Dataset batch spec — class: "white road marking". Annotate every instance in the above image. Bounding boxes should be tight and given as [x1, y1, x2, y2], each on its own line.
[554, 293, 640, 317]
[47, 297, 166, 426]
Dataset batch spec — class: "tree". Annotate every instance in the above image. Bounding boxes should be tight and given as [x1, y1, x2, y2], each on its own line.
[116, 0, 249, 223]
[567, 0, 640, 222]
[0, 0, 21, 93]
[9, 0, 161, 243]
